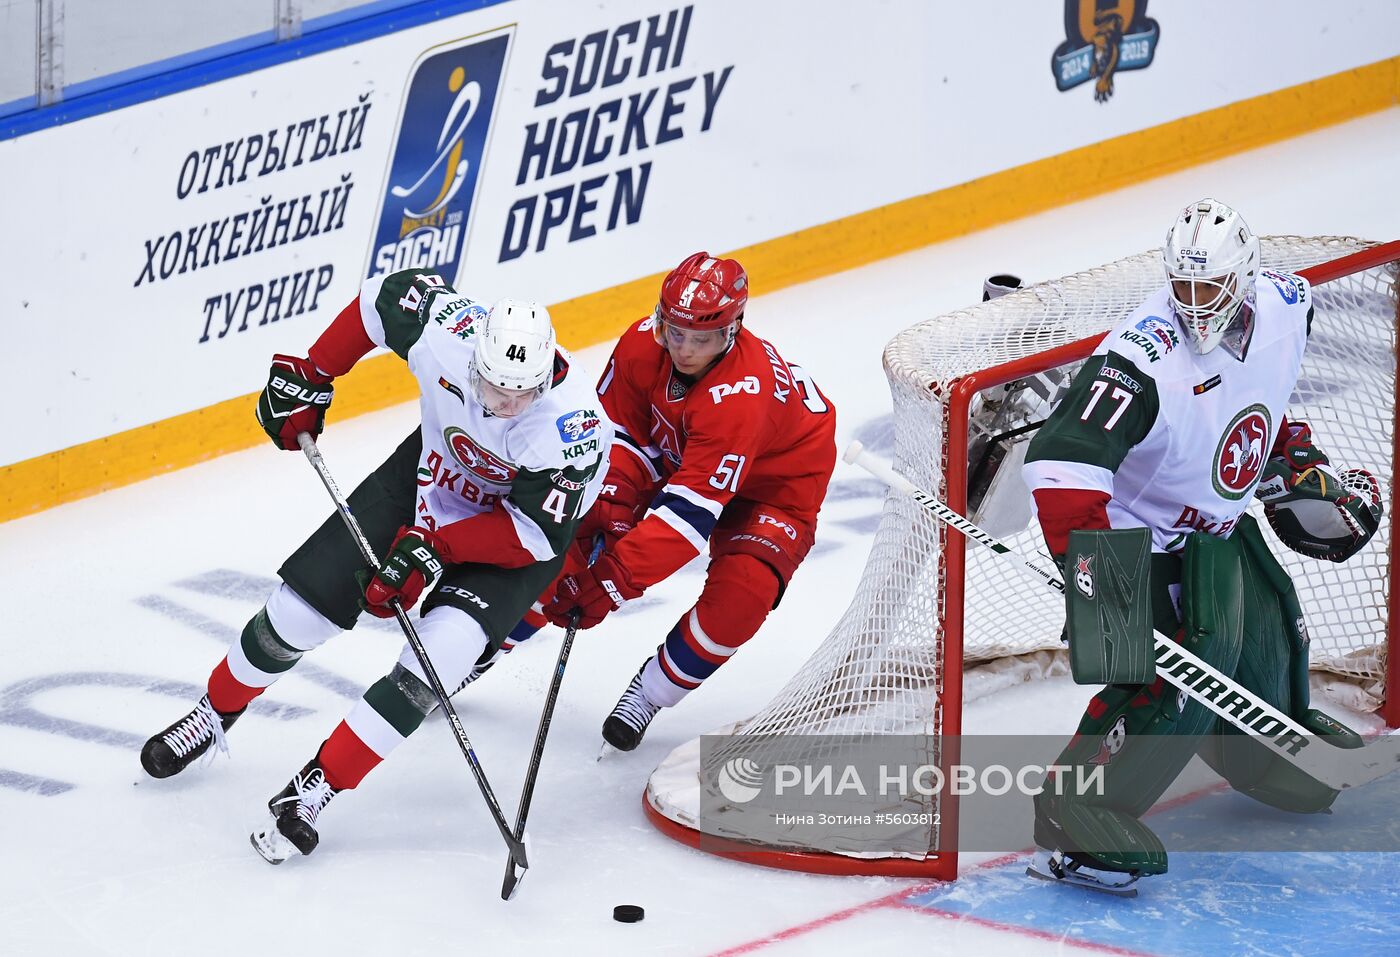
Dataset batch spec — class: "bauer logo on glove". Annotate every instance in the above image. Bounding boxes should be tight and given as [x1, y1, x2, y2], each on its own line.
[360, 526, 447, 617]
[256, 354, 335, 451]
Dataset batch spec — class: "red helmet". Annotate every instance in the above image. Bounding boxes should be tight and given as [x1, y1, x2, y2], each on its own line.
[655, 252, 748, 331]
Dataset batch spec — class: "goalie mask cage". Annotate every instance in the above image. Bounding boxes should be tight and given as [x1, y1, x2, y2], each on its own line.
[643, 236, 1400, 880]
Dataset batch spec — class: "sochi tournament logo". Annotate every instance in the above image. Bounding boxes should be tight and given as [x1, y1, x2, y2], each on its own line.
[1051, 1, 1160, 102]
[556, 409, 601, 444]
[366, 28, 512, 280]
[1212, 404, 1271, 500]
[443, 426, 516, 485]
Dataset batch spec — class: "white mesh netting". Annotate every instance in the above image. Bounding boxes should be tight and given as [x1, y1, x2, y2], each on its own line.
[647, 237, 1398, 864]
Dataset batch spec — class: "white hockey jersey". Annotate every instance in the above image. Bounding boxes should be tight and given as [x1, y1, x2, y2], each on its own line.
[353, 270, 613, 566]
[1023, 270, 1313, 553]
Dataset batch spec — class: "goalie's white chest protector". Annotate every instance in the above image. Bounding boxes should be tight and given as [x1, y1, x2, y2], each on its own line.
[1103, 274, 1310, 552]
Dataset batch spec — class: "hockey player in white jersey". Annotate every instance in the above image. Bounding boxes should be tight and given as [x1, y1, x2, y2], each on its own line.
[139, 269, 612, 862]
[1021, 199, 1382, 894]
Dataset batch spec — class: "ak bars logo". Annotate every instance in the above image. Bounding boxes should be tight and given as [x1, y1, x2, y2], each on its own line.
[366, 28, 512, 280]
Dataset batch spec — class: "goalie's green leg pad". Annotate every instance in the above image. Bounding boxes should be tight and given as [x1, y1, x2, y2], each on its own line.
[1196, 516, 1364, 813]
[1203, 709, 1362, 813]
[1065, 528, 1155, 685]
[1033, 797, 1168, 875]
[1035, 530, 1246, 852]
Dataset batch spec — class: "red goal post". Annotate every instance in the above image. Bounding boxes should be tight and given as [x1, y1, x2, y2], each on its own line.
[644, 237, 1400, 881]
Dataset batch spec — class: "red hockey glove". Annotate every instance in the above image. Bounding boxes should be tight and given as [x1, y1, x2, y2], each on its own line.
[575, 492, 642, 552]
[256, 354, 334, 451]
[360, 526, 446, 618]
[543, 554, 642, 629]
[1275, 421, 1330, 473]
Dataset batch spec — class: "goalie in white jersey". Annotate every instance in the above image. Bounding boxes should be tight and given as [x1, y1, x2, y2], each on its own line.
[139, 269, 612, 862]
[1021, 199, 1383, 893]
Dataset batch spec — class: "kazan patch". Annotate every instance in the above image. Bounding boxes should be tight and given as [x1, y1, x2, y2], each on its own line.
[1211, 404, 1272, 500]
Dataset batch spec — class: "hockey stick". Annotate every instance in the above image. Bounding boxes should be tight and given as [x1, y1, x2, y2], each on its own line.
[500, 540, 604, 901]
[298, 433, 528, 868]
[843, 440, 1400, 790]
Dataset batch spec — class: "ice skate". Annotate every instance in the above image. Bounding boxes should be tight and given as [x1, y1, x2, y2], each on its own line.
[140, 694, 244, 779]
[601, 668, 663, 752]
[250, 756, 340, 864]
[1026, 848, 1143, 898]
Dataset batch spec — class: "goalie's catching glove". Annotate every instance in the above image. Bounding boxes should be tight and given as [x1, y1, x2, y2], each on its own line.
[256, 354, 334, 451]
[1255, 422, 1382, 562]
[359, 526, 446, 618]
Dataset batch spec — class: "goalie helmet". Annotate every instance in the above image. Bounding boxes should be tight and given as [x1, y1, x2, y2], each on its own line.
[655, 251, 748, 343]
[470, 299, 555, 417]
[1162, 198, 1260, 355]
[1265, 466, 1384, 563]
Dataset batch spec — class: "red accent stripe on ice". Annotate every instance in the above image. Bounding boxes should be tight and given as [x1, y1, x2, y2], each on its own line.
[705, 886, 942, 957]
[695, 781, 1231, 956]
[886, 900, 1163, 956]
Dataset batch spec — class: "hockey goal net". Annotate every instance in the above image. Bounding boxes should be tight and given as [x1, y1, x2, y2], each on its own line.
[644, 236, 1400, 879]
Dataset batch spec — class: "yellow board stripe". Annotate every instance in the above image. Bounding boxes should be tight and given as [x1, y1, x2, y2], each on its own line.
[3, 56, 1396, 524]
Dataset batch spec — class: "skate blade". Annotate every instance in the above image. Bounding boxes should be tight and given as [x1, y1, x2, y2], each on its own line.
[1025, 863, 1139, 898]
[596, 741, 618, 762]
[250, 814, 298, 865]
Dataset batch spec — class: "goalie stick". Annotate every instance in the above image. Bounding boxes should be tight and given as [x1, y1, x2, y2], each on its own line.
[844, 439, 1400, 791]
[298, 433, 528, 870]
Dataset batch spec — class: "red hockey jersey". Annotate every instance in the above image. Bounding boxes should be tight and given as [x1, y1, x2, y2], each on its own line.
[599, 317, 837, 589]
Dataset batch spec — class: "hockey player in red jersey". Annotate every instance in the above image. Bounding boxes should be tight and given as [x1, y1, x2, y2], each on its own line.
[500, 252, 837, 751]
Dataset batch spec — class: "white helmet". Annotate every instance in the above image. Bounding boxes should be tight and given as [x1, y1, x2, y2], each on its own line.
[470, 299, 555, 417]
[1162, 198, 1260, 355]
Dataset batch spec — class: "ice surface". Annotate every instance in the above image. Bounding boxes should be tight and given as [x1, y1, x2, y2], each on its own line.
[2, 109, 1397, 955]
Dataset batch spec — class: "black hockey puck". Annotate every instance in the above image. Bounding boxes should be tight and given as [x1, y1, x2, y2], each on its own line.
[613, 904, 645, 923]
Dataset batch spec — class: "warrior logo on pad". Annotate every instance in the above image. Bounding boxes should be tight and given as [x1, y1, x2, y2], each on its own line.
[444, 426, 515, 484]
[1212, 405, 1271, 500]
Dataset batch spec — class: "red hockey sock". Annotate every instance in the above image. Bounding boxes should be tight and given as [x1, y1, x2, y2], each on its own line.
[206, 658, 264, 715]
[319, 720, 383, 791]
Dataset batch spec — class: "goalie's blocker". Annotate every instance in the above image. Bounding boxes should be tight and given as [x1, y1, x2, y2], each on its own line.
[1064, 527, 1156, 685]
